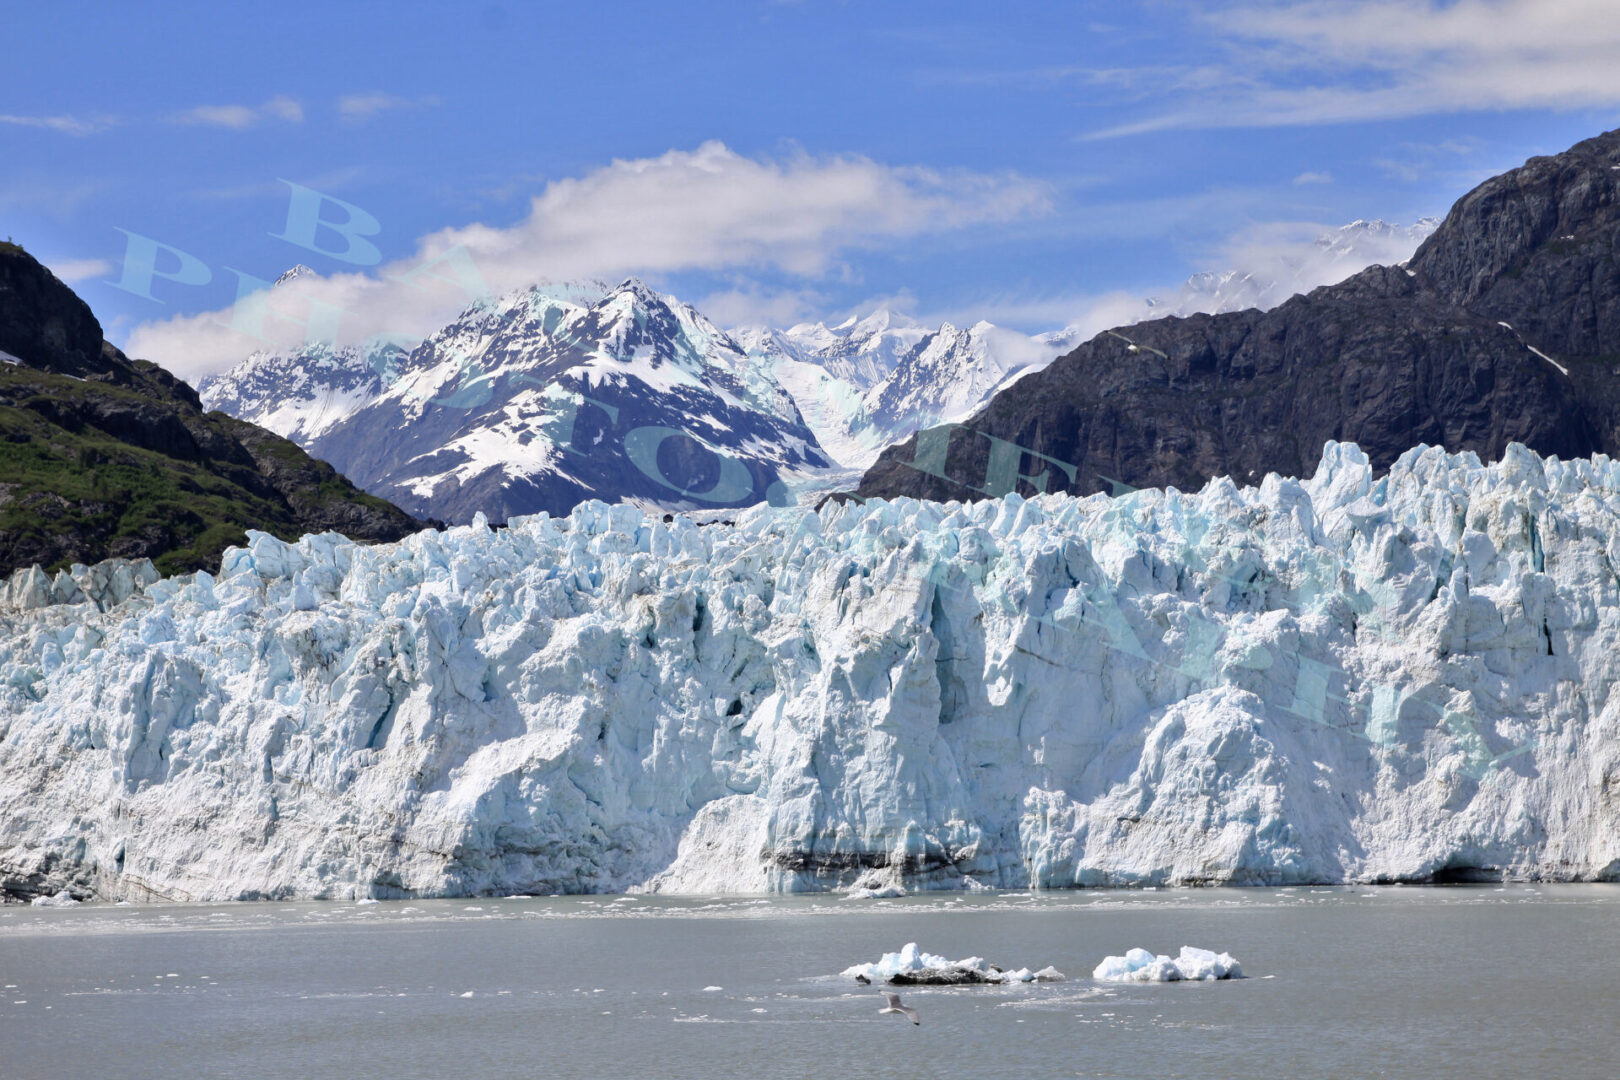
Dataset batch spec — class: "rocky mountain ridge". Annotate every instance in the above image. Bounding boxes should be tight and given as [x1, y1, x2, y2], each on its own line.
[0, 242, 424, 576]
[858, 130, 1620, 504]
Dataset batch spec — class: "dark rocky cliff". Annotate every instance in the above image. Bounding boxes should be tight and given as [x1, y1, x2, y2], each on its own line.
[0, 242, 425, 575]
[857, 129, 1620, 503]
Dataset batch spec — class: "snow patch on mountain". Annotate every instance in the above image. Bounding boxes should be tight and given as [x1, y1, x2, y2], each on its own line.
[736, 312, 1064, 469]
[198, 343, 394, 444]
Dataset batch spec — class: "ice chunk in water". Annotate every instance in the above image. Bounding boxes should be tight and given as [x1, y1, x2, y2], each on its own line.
[1092, 946, 1242, 982]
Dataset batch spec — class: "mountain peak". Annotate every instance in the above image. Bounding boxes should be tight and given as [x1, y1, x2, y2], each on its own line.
[274, 265, 316, 288]
[609, 277, 664, 302]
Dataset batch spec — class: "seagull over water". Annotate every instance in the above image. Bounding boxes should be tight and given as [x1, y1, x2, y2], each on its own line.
[879, 992, 920, 1026]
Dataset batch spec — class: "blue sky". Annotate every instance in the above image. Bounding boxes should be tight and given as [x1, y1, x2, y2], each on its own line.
[5, 0, 1619, 380]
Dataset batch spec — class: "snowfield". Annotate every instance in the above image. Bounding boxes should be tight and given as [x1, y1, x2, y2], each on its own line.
[4, 440, 1620, 901]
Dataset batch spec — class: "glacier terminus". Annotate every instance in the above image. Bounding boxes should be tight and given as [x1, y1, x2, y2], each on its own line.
[3, 441, 1619, 902]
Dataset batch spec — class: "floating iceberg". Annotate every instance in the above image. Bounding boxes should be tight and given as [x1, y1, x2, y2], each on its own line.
[842, 942, 1063, 985]
[843, 884, 906, 900]
[29, 890, 81, 908]
[6, 441, 1620, 901]
[1092, 946, 1242, 982]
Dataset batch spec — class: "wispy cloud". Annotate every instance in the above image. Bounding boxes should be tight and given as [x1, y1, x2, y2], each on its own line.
[0, 113, 112, 136]
[1371, 138, 1483, 182]
[337, 92, 442, 121]
[1085, 0, 1620, 137]
[45, 258, 114, 284]
[176, 96, 304, 130]
[0, 177, 109, 220]
[185, 166, 367, 203]
[696, 284, 830, 328]
[921, 215, 1438, 339]
[1292, 171, 1333, 185]
[125, 141, 1052, 380]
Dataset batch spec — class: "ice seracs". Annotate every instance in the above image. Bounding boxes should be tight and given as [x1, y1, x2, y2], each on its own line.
[1092, 947, 1242, 982]
[8, 440, 1620, 901]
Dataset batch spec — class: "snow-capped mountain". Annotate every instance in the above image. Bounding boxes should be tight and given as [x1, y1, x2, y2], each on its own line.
[781, 308, 930, 384]
[205, 288, 1063, 508]
[736, 311, 1061, 469]
[200, 218, 1435, 512]
[197, 342, 392, 445]
[256, 279, 831, 523]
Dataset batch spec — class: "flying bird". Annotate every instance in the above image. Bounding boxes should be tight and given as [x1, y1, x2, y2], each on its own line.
[1103, 329, 1169, 361]
[879, 991, 920, 1025]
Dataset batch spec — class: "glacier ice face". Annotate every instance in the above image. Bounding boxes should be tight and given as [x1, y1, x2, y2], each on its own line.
[5, 440, 1620, 901]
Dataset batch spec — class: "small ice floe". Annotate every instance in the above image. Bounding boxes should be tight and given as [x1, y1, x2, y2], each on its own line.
[843, 884, 906, 900]
[842, 943, 1065, 986]
[30, 890, 80, 908]
[1092, 946, 1243, 982]
[702, 985, 723, 992]
[355, 898, 379, 906]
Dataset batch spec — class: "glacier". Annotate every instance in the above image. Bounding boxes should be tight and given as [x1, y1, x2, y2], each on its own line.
[4, 439, 1620, 902]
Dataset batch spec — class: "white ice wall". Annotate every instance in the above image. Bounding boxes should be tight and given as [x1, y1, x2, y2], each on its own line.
[4, 440, 1620, 901]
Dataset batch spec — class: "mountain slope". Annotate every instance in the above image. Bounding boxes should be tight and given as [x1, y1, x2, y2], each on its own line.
[0, 243, 424, 576]
[197, 342, 390, 446]
[293, 280, 830, 523]
[857, 130, 1620, 504]
[741, 313, 1060, 469]
[207, 296, 1061, 506]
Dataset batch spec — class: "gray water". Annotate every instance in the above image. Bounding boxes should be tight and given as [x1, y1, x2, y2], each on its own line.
[2, 885, 1616, 1080]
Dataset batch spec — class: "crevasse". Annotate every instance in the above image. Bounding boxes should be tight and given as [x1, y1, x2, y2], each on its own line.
[4, 440, 1620, 901]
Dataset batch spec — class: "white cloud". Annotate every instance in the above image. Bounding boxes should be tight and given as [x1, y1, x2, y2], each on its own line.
[0, 113, 110, 136]
[696, 285, 828, 328]
[338, 92, 442, 120]
[45, 258, 113, 284]
[1087, 0, 1620, 136]
[124, 141, 1051, 381]
[932, 216, 1438, 341]
[177, 96, 304, 129]
[1211, 218, 1433, 288]
[1292, 171, 1333, 185]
